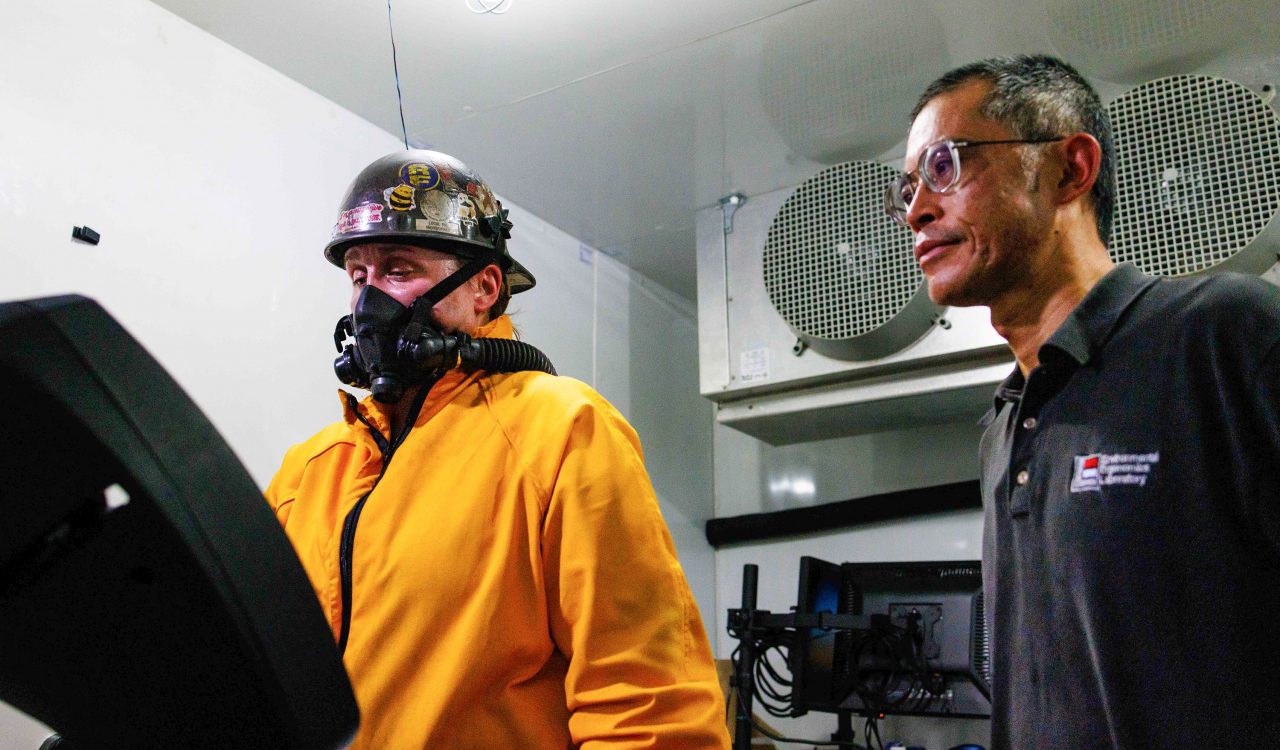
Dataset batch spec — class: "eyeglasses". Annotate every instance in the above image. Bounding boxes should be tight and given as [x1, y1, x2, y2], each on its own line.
[884, 137, 1064, 226]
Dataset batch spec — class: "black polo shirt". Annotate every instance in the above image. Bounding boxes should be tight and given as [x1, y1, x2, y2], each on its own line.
[979, 263, 1280, 749]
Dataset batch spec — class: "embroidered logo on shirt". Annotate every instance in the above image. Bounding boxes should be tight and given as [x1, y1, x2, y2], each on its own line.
[1070, 452, 1159, 492]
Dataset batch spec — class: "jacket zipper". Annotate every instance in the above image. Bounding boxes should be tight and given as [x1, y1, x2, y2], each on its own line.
[336, 383, 435, 656]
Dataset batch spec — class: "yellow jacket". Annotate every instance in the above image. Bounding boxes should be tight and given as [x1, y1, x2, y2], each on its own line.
[266, 315, 730, 749]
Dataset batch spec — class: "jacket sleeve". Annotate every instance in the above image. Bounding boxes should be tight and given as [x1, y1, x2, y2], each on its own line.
[540, 392, 730, 749]
[263, 441, 306, 528]
[262, 420, 353, 529]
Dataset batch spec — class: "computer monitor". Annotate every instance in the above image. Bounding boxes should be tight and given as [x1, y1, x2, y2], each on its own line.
[0, 295, 359, 749]
[791, 557, 991, 719]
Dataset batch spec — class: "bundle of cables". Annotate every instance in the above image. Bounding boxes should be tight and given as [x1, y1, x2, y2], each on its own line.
[725, 627, 871, 750]
[849, 611, 953, 718]
[726, 610, 944, 750]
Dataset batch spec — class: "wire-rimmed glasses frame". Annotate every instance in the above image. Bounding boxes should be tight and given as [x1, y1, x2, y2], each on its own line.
[884, 137, 1065, 226]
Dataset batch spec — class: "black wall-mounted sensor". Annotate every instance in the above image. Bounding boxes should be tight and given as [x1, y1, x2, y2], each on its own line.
[71, 226, 100, 245]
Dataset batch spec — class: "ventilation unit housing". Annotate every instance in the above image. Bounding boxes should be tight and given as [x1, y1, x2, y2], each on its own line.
[697, 160, 1010, 445]
[763, 161, 940, 361]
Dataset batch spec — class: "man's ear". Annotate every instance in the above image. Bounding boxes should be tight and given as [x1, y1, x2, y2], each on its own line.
[472, 263, 503, 315]
[1057, 132, 1102, 206]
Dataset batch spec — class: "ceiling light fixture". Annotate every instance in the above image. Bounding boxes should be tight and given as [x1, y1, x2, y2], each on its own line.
[466, 0, 512, 14]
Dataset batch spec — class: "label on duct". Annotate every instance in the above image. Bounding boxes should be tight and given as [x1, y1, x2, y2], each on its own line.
[739, 347, 770, 383]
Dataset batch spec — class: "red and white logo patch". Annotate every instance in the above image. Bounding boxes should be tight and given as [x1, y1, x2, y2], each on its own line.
[1070, 451, 1159, 493]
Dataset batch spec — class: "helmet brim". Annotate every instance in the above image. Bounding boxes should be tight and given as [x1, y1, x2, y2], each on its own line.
[324, 231, 535, 295]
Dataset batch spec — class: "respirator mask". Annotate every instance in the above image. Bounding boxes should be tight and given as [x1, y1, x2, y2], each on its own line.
[332, 256, 486, 403]
[333, 258, 556, 403]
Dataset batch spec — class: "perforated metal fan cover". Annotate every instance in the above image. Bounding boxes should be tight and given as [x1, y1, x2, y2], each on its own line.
[1108, 75, 1280, 277]
[1045, 0, 1242, 83]
[1054, 0, 1217, 54]
[758, 0, 948, 161]
[763, 161, 933, 361]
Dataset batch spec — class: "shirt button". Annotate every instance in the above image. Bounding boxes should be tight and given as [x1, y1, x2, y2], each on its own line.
[1016, 470, 1030, 485]
[1022, 417, 1038, 430]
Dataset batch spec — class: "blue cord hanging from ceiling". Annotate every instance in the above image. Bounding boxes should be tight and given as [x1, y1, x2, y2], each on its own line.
[386, 0, 409, 149]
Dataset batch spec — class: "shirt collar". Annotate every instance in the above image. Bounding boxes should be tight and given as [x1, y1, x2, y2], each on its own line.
[987, 263, 1156, 412]
[983, 367, 1026, 423]
[1041, 262, 1155, 367]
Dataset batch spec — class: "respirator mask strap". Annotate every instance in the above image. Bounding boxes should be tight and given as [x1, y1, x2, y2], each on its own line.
[399, 255, 495, 347]
[407, 255, 495, 321]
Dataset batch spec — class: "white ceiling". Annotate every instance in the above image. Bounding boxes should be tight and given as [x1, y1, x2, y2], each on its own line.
[148, 0, 1280, 301]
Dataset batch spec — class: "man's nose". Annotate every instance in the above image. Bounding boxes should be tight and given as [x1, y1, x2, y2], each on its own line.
[905, 183, 941, 232]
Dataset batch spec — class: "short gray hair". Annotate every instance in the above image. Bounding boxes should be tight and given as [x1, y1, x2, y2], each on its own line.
[910, 54, 1115, 246]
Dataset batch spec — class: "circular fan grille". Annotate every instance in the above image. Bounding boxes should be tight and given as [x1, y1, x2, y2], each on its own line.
[1053, 0, 1216, 54]
[1044, 0, 1244, 83]
[763, 161, 921, 355]
[759, 0, 947, 160]
[1108, 75, 1280, 276]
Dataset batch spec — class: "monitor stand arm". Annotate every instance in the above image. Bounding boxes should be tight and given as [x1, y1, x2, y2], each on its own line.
[727, 564, 876, 750]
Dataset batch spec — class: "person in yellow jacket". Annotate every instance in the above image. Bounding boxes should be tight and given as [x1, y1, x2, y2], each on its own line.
[265, 149, 731, 749]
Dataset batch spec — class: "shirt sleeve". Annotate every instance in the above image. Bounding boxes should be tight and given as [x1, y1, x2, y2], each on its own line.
[1249, 335, 1280, 556]
[540, 393, 730, 749]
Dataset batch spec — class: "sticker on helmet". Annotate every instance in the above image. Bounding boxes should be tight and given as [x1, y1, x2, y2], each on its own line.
[400, 163, 441, 190]
[337, 202, 385, 233]
[420, 190, 451, 220]
[385, 184, 416, 212]
[457, 196, 478, 230]
[418, 191, 456, 232]
[478, 188, 498, 217]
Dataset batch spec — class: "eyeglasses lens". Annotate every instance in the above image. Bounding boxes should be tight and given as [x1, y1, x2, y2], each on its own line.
[923, 142, 958, 192]
[884, 175, 908, 225]
[885, 141, 962, 225]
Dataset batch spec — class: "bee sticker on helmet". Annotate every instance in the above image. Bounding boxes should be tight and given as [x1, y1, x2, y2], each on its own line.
[400, 163, 441, 191]
[337, 202, 385, 233]
[385, 184, 416, 212]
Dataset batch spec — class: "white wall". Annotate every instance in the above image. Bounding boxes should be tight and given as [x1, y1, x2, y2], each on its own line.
[0, 0, 716, 744]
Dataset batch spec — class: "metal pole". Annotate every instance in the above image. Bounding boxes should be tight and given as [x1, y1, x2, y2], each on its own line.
[733, 564, 758, 750]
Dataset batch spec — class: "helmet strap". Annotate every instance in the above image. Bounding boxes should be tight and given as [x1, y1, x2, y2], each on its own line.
[406, 255, 495, 325]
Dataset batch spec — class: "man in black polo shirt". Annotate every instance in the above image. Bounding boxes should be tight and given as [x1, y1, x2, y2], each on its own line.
[885, 54, 1280, 748]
